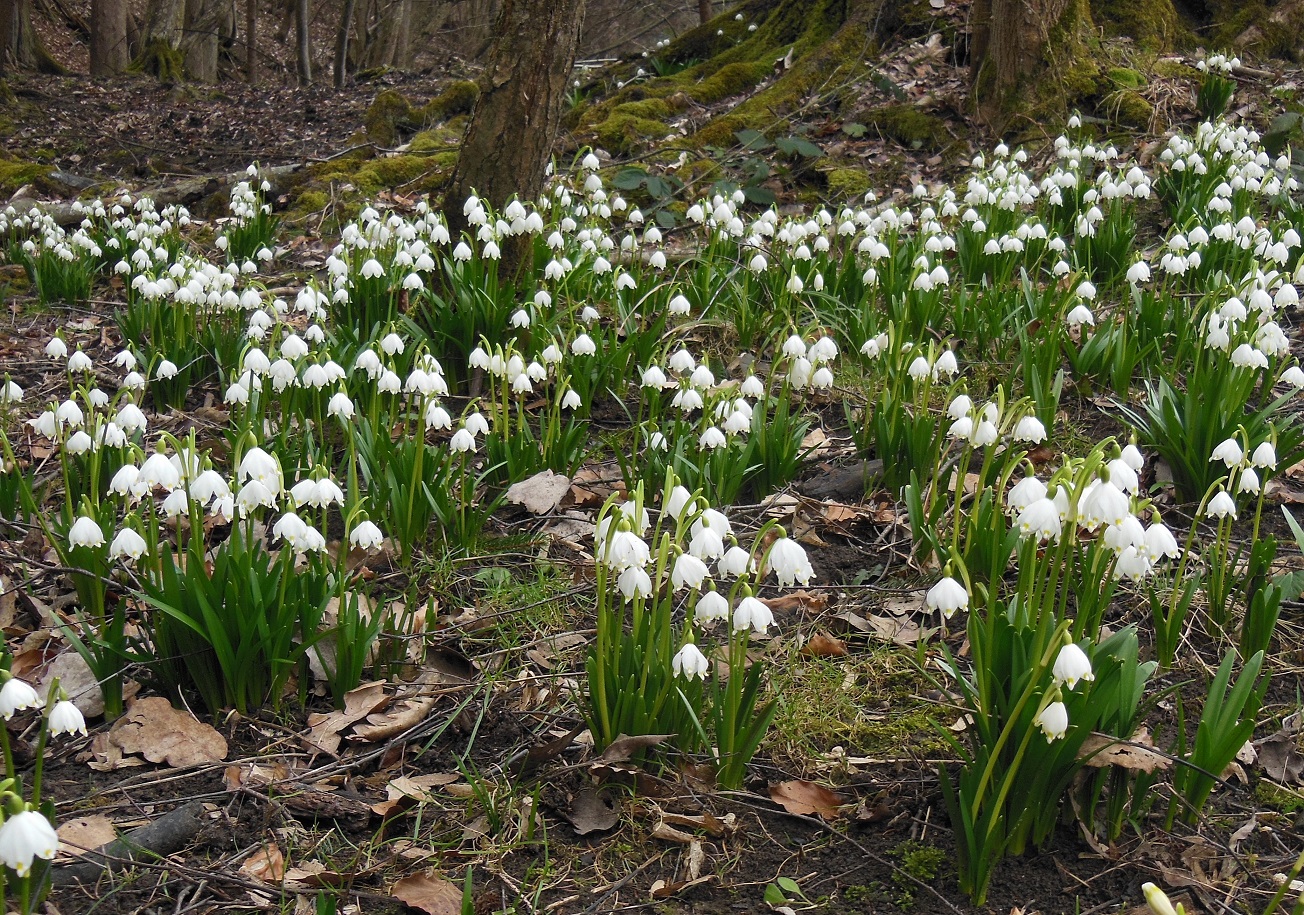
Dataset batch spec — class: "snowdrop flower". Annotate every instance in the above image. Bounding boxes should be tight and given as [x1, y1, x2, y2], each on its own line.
[1053, 643, 1094, 689]
[1206, 490, 1237, 519]
[672, 642, 709, 679]
[48, 699, 87, 736]
[1034, 701, 1068, 741]
[0, 678, 39, 719]
[768, 535, 814, 586]
[926, 575, 968, 619]
[0, 810, 58, 877]
[732, 596, 774, 633]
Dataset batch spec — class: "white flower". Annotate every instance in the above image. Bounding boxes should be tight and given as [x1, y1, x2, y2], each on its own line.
[450, 428, 477, 453]
[699, 426, 726, 450]
[768, 536, 813, 587]
[671, 553, 711, 591]
[0, 679, 39, 719]
[1238, 467, 1261, 495]
[67, 350, 93, 373]
[926, 576, 968, 618]
[0, 380, 21, 403]
[617, 565, 653, 599]
[0, 810, 58, 877]
[237, 447, 282, 494]
[1120, 443, 1145, 471]
[1078, 479, 1130, 529]
[1034, 701, 1068, 741]
[718, 545, 755, 578]
[908, 356, 931, 380]
[732, 596, 774, 633]
[1053, 644, 1094, 689]
[109, 527, 147, 562]
[1142, 522, 1181, 562]
[48, 700, 87, 736]
[1143, 883, 1181, 915]
[1018, 498, 1062, 542]
[571, 334, 597, 356]
[327, 392, 355, 419]
[45, 337, 67, 359]
[1013, 416, 1046, 443]
[1066, 304, 1095, 328]
[69, 515, 105, 549]
[672, 643, 709, 679]
[1206, 490, 1237, 519]
[349, 520, 385, 551]
[1252, 441, 1277, 469]
[1210, 438, 1243, 467]
[695, 590, 730, 623]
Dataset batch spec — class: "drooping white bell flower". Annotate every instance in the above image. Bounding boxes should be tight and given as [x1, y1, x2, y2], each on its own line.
[1052, 643, 1094, 690]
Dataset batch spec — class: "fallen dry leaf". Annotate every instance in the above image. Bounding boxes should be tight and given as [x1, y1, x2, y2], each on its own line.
[240, 843, 285, 883]
[305, 681, 389, 756]
[506, 469, 572, 514]
[561, 784, 620, 835]
[800, 632, 847, 657]
[352, 695, 437, 742]
[371, 773, 461, 816]
[600, 733, 672, 763]
[391, 873, 463, 915]
[56, 814, 116, 858]
[90, 696, 227, 770]
[1079, 729, 1171, 773]
[769, 780, 844, 820]
[762, 590, 829, 613]
[1256, 712, 1303, 784]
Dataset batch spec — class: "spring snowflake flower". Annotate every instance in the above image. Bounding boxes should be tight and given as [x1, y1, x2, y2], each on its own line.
[1053, 643, 1095, 689]
[1066, 304, 1095, 328]
[768, 535, 814, 587]
[1018, 498, 1061, 542]
[1034, 701, 1069, 741]
[48, 699, 87, 737]
[68, 515, 105, 549]
[926, 576, 968, 619]
[672, 643, 709, 679]
[732, 596, 774, 633]
[718, 545, 755, 578]
[0, 679, 39, 719]
[1252, 441, 1278, 469]
[45, 337, 67, 359]
[449, 428, 477, 453]
[671, 553, 711, 592]
[1013, 416, 1047, 444]
[1078, 479, 1130, 529]
[1206, 490, 1237, 519]
[327, 392, 355, 419]
[617, 566, 653, 600]
[907, 356, 931, 380]
[0, 810, 58, 877]
[1238, 467, 1261, 495]
[695, 590, 730, 624]
[1210, 438, 1243, 467]
[349, 520, 385, 551]
[0, 380, 21, 403]
[67, 350, 92, 374]
[109, 527, 147, 562]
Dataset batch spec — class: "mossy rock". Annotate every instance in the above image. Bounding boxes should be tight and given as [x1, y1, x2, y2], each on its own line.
[1089, 0, 1185, 51]
[1103, 89, 1153, 128]
[824, 166, 872, 201]
[365, 89, 413, 147]
[411, 80, 479, 127]
[409, 129, 458, 153]
[1107, 67, 1145, 89]
[593, 110, 673, 156]
[0, 156, 55, 197]
[860, 103, 950, 150]
[290, 189, 330, 216]
[682, 60, 772, 104]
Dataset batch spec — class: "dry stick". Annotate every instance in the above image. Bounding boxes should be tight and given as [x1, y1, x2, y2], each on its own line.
[716, 791, 966, 915]
[51, 800, 207, 887]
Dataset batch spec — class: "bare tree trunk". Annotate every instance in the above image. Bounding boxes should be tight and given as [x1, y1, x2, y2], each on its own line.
[90, 0, 130, 74]
[697, 0, 710, 26]
[245, 0, 256, 81]
[136, 0, 185, 79]
[1, 0, 66, 72]
[333, 0, 352, 86]
[970, 0, 1088, 128]
[444, 0, 586, 268]
[294, 0, 310, 84]
[181, 0, 230, 81]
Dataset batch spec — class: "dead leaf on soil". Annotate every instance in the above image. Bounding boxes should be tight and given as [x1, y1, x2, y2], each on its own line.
[869, 613, 929, 646]
[769, 780, 844, 820]
[762, 590, 828, 613]
[391, 873, 463, 915]
[599, 733, 672, 764]
[1255, 711, 1304, 784]
[561, 784, 620, 835]
[240, 843, 286, 883]
[370, 773, 461, 816]
[352, 694, 438, 742]
[89, 696, 228, 770]
[284, 860, 352, 889]
[800, 632, 847, 657]
[37, 650, 105, 717]
[1079, 729, 1171, 773]
[304, 681, 389, 756]
[56, 814, 117, 858]
[506, 469, 571, 514]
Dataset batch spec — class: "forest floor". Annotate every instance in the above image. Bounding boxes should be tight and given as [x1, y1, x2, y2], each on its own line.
[5, 4, 1304, 915]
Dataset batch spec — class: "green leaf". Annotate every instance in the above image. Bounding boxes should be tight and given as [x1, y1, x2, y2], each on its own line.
[777, 877, 802, 894]
[775, 136, 823, 158]
[741, 185, 776, 206]
[735, 128, 772, 150]
[645, 176, 673, 199]
[1274, 568, 1304, 602]
[841, 121, 868, 138]
[763, 883, 788, 907]
[654, 209, 678, 228]
[612, 167, 649, 190]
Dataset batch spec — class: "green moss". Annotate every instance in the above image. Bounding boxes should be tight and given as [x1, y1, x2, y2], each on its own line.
[129, 38, 184, 83]
[1107, 67, 1145, 88]
[292, 190, 329, 213]
[409, 129, 458, 153]
[824, 166, 871, 201]
[685, 60, 773, 104]
[593, 111, 672, 156]
[861, 103, 949, 150]
[364, 89, 412, 147]
[1105, 89, 1154, 128]
[412, 80, 479, 126]
[1255, 781, 1304, 814]
[0, 157, 54, 196]
[1090, 0, 1185, 51]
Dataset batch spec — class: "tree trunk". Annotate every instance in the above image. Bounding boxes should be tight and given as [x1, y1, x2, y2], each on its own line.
[1, 0, 66, 73]
[444, 0, 586, 257]
[135, 0, 185, 79]
[244, 0, 255, 81]
[90, 0, 130, 74]
[294, 0, 310, 84]
[970, 0, 1090, 129]
[181, 0, 231, 81]
[697, 0, 710, 26]
[333, 0, 353, 87]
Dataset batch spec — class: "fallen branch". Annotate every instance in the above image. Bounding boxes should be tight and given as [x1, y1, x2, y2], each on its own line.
[52, 800, 207, 887]
[8, 164, 303, 228]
